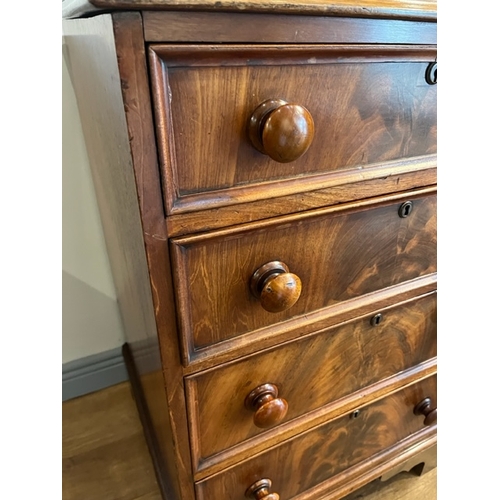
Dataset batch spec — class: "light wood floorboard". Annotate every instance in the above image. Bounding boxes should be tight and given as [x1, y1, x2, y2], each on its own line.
[62, 381, 436, 500]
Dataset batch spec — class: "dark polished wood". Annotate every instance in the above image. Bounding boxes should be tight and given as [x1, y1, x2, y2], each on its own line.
[110, 14, 196, 500]
[62, 382, 436, 500]
[171, 190, 436, 358]
[142, 11, 437, 44]
[182, 275, 436, 373]
[248, 99, 315, 163]
[149, 45, 437, 215]
[196, 376, 437, 499]
[63, 0, 437, 22]
[246, 479, 280, 500]
[122, 343, 174, 496]
[245, 384, 289, 429]
[250, 261, 302, 313]
[379, 443, 436, 482]
[186, 293, 436, 472]
[63, 12, 196, 500]
[414, 398, 437, 426]
[192, 360, 436, 481]
[64, 5, 437, 500]
[165, 164, 436, 237]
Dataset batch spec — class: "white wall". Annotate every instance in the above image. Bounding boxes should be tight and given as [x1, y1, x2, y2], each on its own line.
[62, 50, 125, 364]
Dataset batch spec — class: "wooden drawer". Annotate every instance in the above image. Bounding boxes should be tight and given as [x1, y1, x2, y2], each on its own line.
[195, 375, 437, 498]
[64, 9, 438, 500]
[149, 45, 437, 215]
[171, 190, 436, 362]
[186, 293, 436, 471]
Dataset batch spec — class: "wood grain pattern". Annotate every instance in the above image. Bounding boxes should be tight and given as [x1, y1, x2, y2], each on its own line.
[346, 467, 436, 500]
[165, 164, 436, 237]
[378, 443, 436, 482]
[63, 13, 195, 500]
[150, 45, 437, 214]
[171, 190, 437, 360]
[62, 381, 436, 500]
[63, 7, 438, 500]
[248, 99, 315, 163]
[62, 383, 162, 500]
[63, 19, 181, 496]
[251, 261, 303, 313]
[244, 384, 289, 429]
[187, 293, 436, 470]
[195, 376, 437, 499]
[189, 358, 436, 480]
[122, 344, 176, 496]
[182, 274, 436, 372]
[62, 0, 437, 21]
[143, 11, 437, 44]
[109, 20, 181, 498]
[110, 13, 196, 500]
[299, 429, 436, 500]
[245, 479, 280, 500]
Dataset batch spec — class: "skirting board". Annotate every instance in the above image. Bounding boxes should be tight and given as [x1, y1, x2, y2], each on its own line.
[62, 346, 128, 401]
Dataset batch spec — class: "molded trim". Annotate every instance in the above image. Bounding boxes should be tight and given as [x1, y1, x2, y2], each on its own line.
[62, 347, 128, 401]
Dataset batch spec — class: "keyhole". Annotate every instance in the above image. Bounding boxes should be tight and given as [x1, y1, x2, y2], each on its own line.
[370, 313, 383, 326]
[398, 201, 413, 218]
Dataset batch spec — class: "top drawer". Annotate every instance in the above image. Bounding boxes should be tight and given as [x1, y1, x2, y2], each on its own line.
[149, 45, 437, 215]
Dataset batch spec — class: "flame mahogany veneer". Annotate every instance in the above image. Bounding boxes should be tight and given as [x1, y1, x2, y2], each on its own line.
[62, 2, 437, 499]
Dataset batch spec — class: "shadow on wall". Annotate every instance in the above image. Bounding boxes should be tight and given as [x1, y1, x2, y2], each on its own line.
[62, 42, 125, 367]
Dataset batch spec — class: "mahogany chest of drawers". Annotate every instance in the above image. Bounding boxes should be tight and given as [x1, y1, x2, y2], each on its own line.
[63, 2, 437, 498]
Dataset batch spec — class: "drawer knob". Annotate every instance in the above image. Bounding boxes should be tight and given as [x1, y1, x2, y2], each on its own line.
[250, 261, 302, 313]
[414, 397, 437, 426]
[246, 479, 280, 500]
[248, 98, 314, 163]
[245, 383, 288, 428]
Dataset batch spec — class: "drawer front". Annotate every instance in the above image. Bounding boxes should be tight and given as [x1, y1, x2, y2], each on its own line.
[150, 45, 437, 214]
[186, 293, 436, 467]
[171, 190, 436, 358]
[196, 375, 437, 499]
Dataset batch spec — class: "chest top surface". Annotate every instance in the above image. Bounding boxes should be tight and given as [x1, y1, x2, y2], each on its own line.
[62, 0, 437, 20]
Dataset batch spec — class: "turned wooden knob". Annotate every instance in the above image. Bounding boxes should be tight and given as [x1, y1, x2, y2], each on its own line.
[245, 383, 288, 429]
[245, 479, 280, 500]
[414, 397, 437, 426]
[250, 261, 302, 313]
[248, 98, 314, 163]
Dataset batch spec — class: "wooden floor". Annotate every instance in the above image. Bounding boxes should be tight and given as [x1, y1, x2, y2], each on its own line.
[62, 381, 437, 500]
